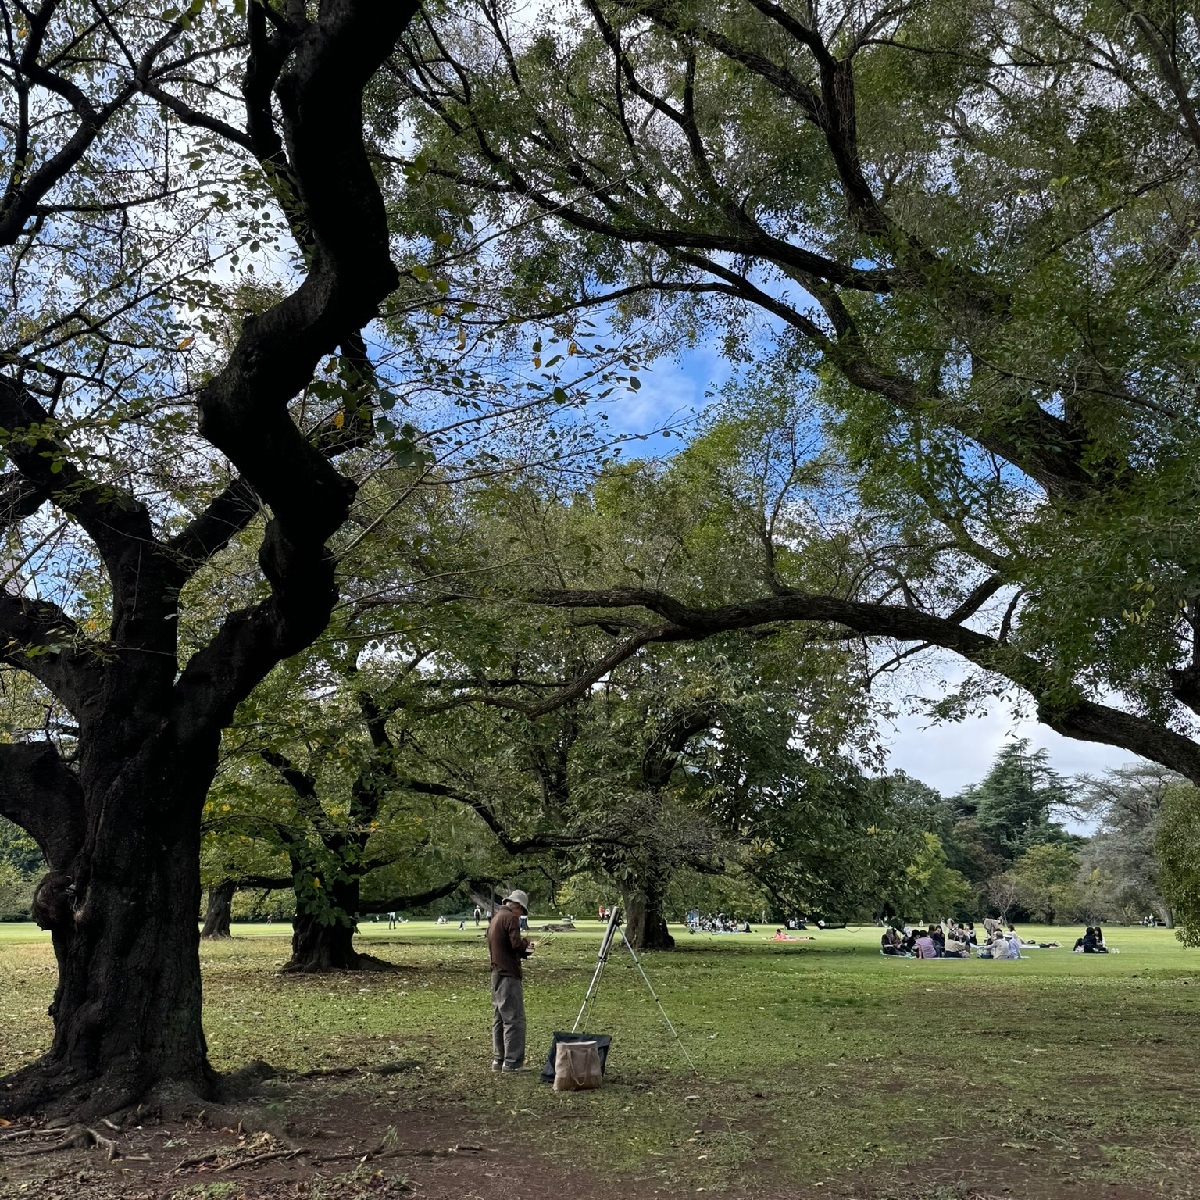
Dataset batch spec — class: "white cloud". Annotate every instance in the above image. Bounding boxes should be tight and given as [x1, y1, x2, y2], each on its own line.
[882, 700, 1139, 796]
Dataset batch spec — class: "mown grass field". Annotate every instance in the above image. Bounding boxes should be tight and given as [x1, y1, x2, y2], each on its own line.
[3, 920, 1199, 1196]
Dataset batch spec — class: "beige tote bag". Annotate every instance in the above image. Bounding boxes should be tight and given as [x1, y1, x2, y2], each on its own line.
[553, 1039, 603, 1091]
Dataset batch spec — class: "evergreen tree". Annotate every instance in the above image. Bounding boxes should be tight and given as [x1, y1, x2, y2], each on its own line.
[953, 741, 1077, 865]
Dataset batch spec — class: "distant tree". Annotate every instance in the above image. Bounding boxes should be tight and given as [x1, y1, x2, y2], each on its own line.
[732, 762, 936, 925]
[0, 817, 41, 874]
[1157, 785, 1200, 948]
[1009, 844, 1082, 925]
[1074, 764, 1176, 926]
[0, 860, 34, 919]
[984, 874, 1022, 926]
[962, 741, 1077, 864]
[893, 833, 973, 923]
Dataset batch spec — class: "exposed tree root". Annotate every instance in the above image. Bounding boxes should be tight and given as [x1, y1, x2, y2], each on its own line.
[1, 1059, 145, 1123]
[0, 1054, 294, 1140]
[174, 1131, 302, 1175]
[314, 1140, 487, 1163]
[0, 1122, 118, 1160]
[281, 952, 399, 974]
[217, 1058, 280, 1100]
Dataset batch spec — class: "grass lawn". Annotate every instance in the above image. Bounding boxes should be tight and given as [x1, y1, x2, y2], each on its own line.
[3, 920, 1199, 1197]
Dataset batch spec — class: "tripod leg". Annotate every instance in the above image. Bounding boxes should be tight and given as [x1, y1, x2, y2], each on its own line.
[571, 907, 623, 1033]
[572, 953, 609, 1033]
[619, 933, 699, 1075]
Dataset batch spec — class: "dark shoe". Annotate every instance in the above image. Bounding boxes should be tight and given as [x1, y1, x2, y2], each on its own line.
[500, 1063, 527, 1072]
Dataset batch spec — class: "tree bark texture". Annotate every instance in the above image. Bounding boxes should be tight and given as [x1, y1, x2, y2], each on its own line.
[287, 890, 363, 973]
[201, 880, 236, 939]
[288, 913, 362, 971]
[621, 880, 675, 951]
[6, 747, 216, 1117]
[0, 0, 417, 1117]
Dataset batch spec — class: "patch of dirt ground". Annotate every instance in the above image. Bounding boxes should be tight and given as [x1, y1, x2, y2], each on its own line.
[2, 1073, 1198, 1200]
[0, 1076, 627, 1200]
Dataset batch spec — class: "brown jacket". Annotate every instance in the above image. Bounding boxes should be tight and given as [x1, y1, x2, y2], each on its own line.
[487, 904, 530, 979]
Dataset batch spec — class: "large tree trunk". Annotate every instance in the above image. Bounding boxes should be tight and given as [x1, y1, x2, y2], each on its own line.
[621, 880, 675, 951]
[9, 762, 216, 1119]
[0, 0, 417, 1121]
[284, 878, 380, 971]
[201, 879, 236, 939]
[287, 910, 362, 971]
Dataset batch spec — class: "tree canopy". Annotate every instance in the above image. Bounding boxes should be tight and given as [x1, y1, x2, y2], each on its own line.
[393, 0, 1200, 786]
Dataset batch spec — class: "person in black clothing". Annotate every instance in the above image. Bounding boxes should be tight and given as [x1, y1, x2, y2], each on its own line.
[930, 926, 946, 957]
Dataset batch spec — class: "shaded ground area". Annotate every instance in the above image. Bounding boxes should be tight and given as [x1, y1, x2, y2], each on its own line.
[3, 1068, 1196, 1200]
[2, 923, 1199, 1197]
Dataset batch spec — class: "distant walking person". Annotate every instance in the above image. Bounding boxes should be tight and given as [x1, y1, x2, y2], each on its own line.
[474, 904, 482, 927]
[487, 890, 536, 1071]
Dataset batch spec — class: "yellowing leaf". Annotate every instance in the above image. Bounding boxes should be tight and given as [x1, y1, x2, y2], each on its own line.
[333, 411, 345, 429]
[177, 336, 195, 350]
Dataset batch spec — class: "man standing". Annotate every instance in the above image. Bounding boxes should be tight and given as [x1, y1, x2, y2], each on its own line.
[487, 889, 536, 1072]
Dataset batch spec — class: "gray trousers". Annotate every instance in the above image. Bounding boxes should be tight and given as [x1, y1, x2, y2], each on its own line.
[491, 971, 526, 1068]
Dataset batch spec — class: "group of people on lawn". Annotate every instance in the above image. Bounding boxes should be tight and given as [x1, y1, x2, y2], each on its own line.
[881, 916, 1110, 959]
[881, 920, 991, 958]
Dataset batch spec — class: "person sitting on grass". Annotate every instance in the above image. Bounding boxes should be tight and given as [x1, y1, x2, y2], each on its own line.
[880, 927, 905, 956]
[986, 929, 1014, 959]
[943, 929, 969, 957]
[914, 929, 938, 959]
[1083, 926, 1108, 953]
[930, 925, 946, 957]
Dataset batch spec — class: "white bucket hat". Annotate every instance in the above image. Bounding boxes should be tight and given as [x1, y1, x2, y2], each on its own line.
[505, 889, 530, 912]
